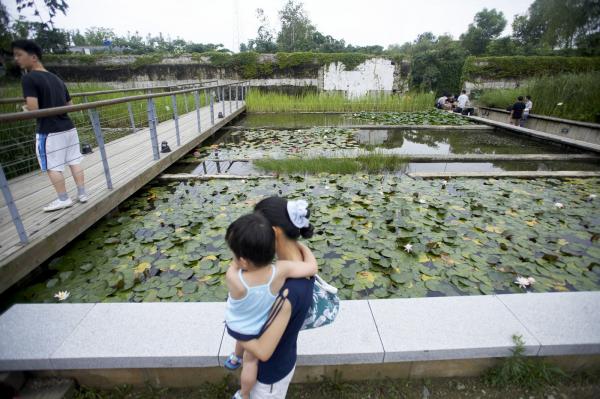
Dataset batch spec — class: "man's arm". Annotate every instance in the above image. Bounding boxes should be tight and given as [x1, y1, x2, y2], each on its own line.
[240, 297, 292, 362]
[24, 97, 39, 111]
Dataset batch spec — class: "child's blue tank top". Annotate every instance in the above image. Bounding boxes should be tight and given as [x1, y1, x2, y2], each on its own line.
[225, 265, 278, 337]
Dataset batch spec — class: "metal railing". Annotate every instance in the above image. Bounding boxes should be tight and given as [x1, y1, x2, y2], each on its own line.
[0, 80, 219, 106]
[0, 80, 250, 246]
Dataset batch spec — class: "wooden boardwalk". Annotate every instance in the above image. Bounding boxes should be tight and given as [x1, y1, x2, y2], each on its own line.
[0, 101, 245, 294]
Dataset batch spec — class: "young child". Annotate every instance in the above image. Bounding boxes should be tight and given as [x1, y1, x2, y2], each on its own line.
[224, 212, 317, 399]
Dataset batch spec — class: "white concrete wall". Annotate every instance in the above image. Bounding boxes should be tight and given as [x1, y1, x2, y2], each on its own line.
[323, 58, 395, 97]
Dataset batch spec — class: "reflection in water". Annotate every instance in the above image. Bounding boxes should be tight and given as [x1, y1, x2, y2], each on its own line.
[353, 128, 583, 155]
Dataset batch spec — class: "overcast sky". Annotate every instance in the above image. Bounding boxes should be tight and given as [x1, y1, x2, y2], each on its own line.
[7, 0, 535, 51]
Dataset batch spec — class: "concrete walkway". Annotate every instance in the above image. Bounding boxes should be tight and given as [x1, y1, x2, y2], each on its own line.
[0, 292, 598, 371]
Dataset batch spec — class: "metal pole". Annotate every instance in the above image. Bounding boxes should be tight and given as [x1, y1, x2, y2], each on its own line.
[235, 85, 238, 109]
[210, 90, 215, 125]
[0, 164, 28, 244]
[194, 90, 201, 133]
[171, 94, 181, 146]
[90, 108, 113, 189]
[146, 98, 160, 160]
[127, 102, 136, 133]
[222, 87, 226, 116]
[229, 86, 232, 113]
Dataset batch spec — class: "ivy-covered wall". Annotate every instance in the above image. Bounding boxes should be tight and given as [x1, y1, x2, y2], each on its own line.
[462, 56, 600, 82]
[36, 51, 401, 81]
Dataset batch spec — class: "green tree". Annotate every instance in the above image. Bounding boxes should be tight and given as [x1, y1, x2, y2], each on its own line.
[512, 0, 600, 50]
[276, 0, 317, 52]
[245, 8, 278, 53]
[460, 8, 507, 55]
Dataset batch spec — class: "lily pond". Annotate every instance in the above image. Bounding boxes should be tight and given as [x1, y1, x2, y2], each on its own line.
[7, 111, 600, 304]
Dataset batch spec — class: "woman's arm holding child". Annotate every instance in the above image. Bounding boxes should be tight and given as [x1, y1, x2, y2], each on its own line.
[276, 242, 318, 279]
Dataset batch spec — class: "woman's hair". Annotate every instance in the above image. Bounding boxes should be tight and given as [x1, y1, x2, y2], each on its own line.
[225, 212, 275, 267]
[254, 196, 314, 240]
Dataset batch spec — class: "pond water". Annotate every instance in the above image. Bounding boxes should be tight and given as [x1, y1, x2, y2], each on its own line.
[5, 112, 600, 306]
[9, 176, 600, 304]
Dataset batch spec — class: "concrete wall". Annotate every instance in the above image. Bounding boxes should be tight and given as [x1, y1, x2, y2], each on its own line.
[478, 107, 600, 145]
[323, 58, 396, 97]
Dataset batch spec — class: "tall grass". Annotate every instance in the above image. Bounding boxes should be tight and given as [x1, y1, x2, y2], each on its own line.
[477, 72, 600, 123]
[246, 90, 435, 112]
[254, 154, 409, 174]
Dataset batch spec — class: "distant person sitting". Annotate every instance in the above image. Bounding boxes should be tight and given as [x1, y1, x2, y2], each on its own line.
[520, 95, 533, 127]
[457, 90, 469, 110]
[442, 98, 453, 111]
[509, 96, 526, 126]
[436, 93, 448, 109]
[12, 40, 87, 212]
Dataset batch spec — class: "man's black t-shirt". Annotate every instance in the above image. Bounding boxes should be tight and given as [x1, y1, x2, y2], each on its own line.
[21, 70, 75, 133]
[511, 101, 526, 119]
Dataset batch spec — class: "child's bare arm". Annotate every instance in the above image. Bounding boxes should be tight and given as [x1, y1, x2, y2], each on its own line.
[276, 242, 318, 278]
[226, 261, 246, 299]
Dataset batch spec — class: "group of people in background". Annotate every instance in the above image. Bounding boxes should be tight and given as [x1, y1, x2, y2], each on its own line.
[435, 90, 474, 116]
[508, 95, 533, 127]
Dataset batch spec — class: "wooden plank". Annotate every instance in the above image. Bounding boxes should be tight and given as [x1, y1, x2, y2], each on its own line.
[158, 174, 274, 181]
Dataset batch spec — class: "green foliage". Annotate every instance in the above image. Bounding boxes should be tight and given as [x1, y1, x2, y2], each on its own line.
[477, 72, 600, 123]
[485, 334, 567, 390]
[460, 8, 507, 55]
[131, 53, 164, 69]
[246, 91, 434, 112]
[255, 154, 409, 174]
[406, 33, 467, 95]
[462, 56, 600, 81]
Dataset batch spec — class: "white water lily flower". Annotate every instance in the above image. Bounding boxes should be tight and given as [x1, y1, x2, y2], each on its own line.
[419, 199, 427, 204]
[589, 194, 597, 200]
[527, 277, 536, 285]
[404, 243, 413, 253]
[514, 276, 530, 289]
[441, 180, 448, 186]
[54, 291, 70, 301]
[557, 102, 563, 106]
[554, 202, 564, 209]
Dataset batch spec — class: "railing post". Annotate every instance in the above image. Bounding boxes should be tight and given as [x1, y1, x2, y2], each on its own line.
[235, 85, 238, 109]
[210, 90, 215, 125]
[127, 102, 136, 133]
[222, 86, 226, 116]
[146, 98, 160, 160]
[194, 90, 202, 133]
[171, 94, 181, 146]
[0, 164, 28, 244]
[90, 108, 113, 189]
[229, 86, 232, 113]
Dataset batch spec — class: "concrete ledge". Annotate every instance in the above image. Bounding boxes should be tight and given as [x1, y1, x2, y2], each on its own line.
[1, 292, 599, 373]
[466, 115, 600, 153]
[225, 124, 494, 130]
[409, 171, 600, 179]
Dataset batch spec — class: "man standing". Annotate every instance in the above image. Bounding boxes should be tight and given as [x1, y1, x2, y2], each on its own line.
[509, 96, 526, 126]
[520, 95, 533, 127]
[457, 90, 469, 112]
[12, 40, 87, 212]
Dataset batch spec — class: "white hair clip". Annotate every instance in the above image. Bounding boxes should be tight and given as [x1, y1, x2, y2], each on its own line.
[287, 199, 310, 229]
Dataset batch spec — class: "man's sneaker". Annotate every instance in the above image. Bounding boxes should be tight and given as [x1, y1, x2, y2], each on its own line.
[78, 193, 89, 203]
[43, 198, 73, 212]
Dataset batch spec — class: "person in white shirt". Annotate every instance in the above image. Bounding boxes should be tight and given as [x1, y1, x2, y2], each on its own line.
[457, 90, 469, 109]
[436, 94, 448, 109]
[520, 95, 533, 127]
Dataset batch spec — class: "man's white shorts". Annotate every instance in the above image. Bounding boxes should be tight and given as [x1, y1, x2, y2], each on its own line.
[250, 366, 295, 399]
[36, 128, 83, 172]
